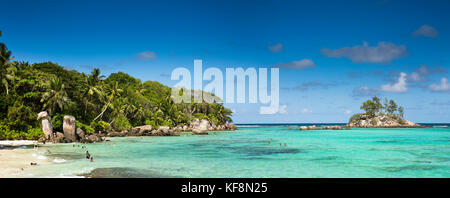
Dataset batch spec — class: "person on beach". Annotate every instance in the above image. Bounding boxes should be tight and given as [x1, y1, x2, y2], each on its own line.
[86, 151, 91, 159]
[30, 162, 37, 166]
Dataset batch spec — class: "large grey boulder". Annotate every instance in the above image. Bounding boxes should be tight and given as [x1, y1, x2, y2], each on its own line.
[192, 119, 210, 134]
[37, 111, 53, 139]
[159, 126, 170, 134]
[131, 125, 152, 134]
[87, 135, 103, 143]
[76, 128, 85, 140]
[63, 116, 77, 142]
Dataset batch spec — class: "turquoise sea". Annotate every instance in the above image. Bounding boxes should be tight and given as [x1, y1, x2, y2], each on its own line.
[13, 124, 450, 178]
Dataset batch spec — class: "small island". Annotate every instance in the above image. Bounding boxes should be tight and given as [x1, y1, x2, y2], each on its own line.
[347, 96, 421, 128]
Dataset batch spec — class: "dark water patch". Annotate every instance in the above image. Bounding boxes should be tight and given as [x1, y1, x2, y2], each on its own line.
[186, 143, 209, 147]
[311, 156, 340, 161]
[217, 145, 303, 156]
[0, 145, 33, 150]
[375, 140, 402, 143]
[433, 139, 450, 142]
[48, 153, 85, 160]
[376, 165, 443, 172]
[239, 156, 271, 160]
[412, 160, 433, 164]
[78, 167, 180, 178]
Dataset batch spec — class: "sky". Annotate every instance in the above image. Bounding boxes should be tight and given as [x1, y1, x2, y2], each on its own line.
[1, 0, 450, 123]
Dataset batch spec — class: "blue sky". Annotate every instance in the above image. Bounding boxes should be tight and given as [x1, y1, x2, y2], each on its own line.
[1, 0, 450, 123]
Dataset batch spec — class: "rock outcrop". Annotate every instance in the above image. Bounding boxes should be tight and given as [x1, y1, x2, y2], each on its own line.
[131, 125, 152, 135]
[63, 116, 77, 142]
[191, 119, 210, 134]
[37, 111, 53, 139]
[347, 114, 421, 128]
[298, 125, 345, 130]
[105, 119, 237, 137]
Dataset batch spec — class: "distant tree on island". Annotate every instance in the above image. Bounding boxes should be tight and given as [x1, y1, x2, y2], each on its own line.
[349, 96, 406, 126]
[0, 30, 233, 140]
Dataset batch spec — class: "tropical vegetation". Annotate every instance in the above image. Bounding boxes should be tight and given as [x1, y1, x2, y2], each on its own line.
[0, 30, 232, 140]
[349, 96, 404, 123]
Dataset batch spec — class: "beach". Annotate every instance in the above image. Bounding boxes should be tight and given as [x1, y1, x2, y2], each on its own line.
[1, 125, 449, 178]
[0, 141, 50, 178]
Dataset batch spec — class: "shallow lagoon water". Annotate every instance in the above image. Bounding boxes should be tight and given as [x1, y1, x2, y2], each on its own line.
[15, 126, 450, 178]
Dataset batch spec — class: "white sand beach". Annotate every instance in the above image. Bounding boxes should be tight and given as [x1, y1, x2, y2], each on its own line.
[0, 141, 50, 178]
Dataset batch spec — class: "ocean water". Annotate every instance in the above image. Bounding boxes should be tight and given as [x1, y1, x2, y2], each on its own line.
[13, 125, 450, 178]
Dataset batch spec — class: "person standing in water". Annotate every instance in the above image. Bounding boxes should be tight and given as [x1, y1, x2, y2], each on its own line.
[86, 151, 91, 159]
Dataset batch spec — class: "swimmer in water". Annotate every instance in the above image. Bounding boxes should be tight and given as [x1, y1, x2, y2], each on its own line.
[90, 157, 94, 162]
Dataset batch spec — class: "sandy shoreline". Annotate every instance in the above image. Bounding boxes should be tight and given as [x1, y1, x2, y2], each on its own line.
[0, 141, 50, 178]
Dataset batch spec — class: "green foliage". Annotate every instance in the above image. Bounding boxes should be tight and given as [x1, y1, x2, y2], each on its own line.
[51, 113, 64, 132]
[0, 121, 43, 140]
[76, 121, 94, 134]
[144, 119, 157, 128]
[349, 113, 363, 123]
[352, 96, 406, 124]
[112, 114, 132, 131]
[370, 118, 377, 126]
[90, 120, 110, 131]
[194, 113, 208, 120]
[360, 96, 383, 118]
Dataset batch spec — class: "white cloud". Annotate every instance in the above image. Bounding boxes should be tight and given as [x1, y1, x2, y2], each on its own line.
[268, 43, 283, 53]
[430, 77, 450, 92]
[301, 108, 312, 114]
[274, 59, 316, 69]
[381, 72, 408, 93]
[279, 105, 288, 114]
[413, 25, 439, 38]
[136, 51, 157, 60]
[344, 110, 352, 115]
[321, 41, 407, 64]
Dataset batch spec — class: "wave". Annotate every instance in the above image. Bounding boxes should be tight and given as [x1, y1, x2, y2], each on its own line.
[32, 153, 47, 160]
[53, 157, 67, 163]
[13, 145, 29, 150]
[432, 125, 448, 128]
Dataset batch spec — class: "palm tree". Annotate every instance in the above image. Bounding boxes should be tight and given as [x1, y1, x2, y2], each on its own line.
[93, 81, 123, 121]
[83, 68, 104, 116]
[41, 77, 69, 115]
[0, 31, 15, 95]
